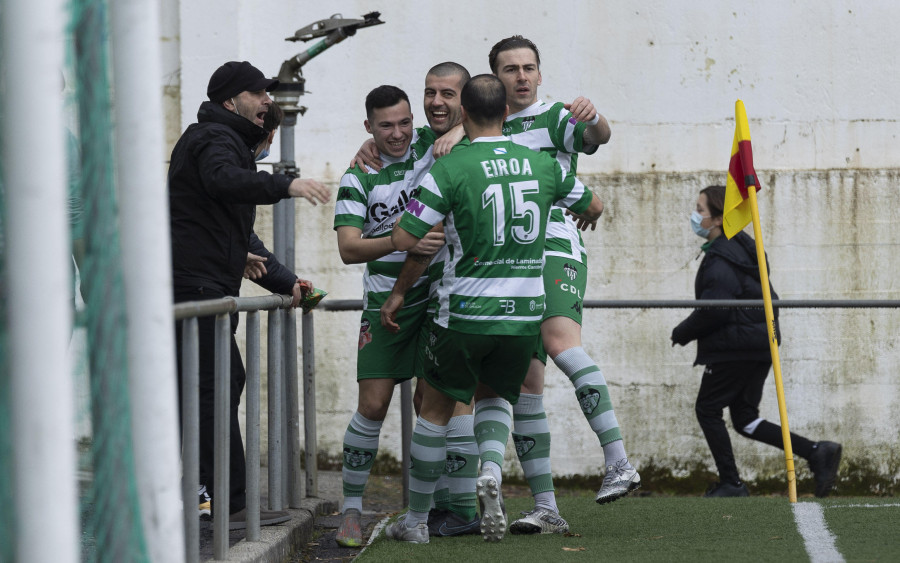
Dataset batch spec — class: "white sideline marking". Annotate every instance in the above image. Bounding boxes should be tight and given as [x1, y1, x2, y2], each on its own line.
[354, 515, 391, 560]
[825, 503, 900, 509]
[792, 502, 845, 563]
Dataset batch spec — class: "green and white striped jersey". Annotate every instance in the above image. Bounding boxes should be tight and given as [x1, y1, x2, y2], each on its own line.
[503, 100, 597, 264]
[333, 127, 438, 311]
[398, 137, 593, 336]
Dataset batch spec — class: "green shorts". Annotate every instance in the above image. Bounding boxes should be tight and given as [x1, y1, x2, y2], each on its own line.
[420, 320, 538, 404]
[535, 255, 588, 363]
[357, 305, 428, 380]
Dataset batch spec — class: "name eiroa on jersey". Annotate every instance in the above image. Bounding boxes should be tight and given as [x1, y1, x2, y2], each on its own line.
[401, 139, 591, 336]
[480, 155, 533, 178]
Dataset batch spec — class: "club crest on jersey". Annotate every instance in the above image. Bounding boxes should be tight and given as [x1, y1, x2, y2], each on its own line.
[513, 435, 536, 457]
[343, 448, 373, 469]
[411, 147, 418, 161]
[563, 262, 578, 280]
[578, 389, 601, 415]
[521, 116, 536, 131]
[358, 319, 373, 350]
[445, 454, 467, 474]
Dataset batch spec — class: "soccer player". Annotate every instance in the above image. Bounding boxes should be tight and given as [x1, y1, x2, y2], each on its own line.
[487, 35, 641, 535]
[354, 63, 484, 539]
[333, 64, 479, 546]
[333, 85, 444, 547]
[383, 74, 604, 544]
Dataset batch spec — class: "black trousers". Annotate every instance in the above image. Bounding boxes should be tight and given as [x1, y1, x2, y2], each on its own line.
[175, 287, 247, 513]
[695, 360, 814, 484]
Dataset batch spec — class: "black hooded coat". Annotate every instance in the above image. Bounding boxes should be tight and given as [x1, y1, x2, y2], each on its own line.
[671, 231, 780, 366]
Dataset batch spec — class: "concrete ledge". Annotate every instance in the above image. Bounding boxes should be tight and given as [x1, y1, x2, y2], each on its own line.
[209, 497, 338, 563]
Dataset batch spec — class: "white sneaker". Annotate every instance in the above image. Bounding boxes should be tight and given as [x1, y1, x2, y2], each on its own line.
[384, 519, 429, 544]
[595, 460, 641, 504]
[509, 507, 569, 534]
[476, 472, 507, 542]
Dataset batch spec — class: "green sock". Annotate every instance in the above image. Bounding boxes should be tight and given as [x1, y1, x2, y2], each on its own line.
[512, 393, 555, 497]
[446, 414, 478, 521]
[341, 411, 382, 512]
[409, 418, 448, 514]
[474, 398, 511, 478]
[555, 347, 625, 456]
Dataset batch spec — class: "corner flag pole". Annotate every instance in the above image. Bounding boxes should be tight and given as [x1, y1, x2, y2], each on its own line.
[746, 185, 797, 503]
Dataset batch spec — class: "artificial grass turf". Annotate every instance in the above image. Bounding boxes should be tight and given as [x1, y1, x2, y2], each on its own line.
[358, 493, 899, 562]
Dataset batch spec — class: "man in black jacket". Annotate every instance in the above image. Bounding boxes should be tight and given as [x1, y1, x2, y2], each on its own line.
[169, 60, 329, 528]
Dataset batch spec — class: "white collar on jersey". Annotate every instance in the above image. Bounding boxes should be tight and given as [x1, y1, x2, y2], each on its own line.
[471, 135, 508, 144]
[506, 99, 547, 121]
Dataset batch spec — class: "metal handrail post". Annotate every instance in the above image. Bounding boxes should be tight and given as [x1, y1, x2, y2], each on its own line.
[281, 311, 290, 506]
[400, 379, 412, 508]
[302, 311, 318, 497]
[212, 314, 231, 560]
[245, 311, 261, 539]
[285, 309, 303, 507]
[267, 309, 284, 509]
[181, 318, 200, 563]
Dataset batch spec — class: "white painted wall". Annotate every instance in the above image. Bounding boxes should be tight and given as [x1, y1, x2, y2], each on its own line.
[173, 0, 900, 481]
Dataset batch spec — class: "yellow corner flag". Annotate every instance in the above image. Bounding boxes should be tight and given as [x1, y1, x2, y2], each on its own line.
[725, 100, 798, 502]
[723, 100, 761, 239]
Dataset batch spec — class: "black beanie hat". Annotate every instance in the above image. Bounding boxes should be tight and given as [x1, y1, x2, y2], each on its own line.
[207, 61, 279, 103]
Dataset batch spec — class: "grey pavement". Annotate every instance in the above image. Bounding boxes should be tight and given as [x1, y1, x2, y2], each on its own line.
[198, 469, 342, 562]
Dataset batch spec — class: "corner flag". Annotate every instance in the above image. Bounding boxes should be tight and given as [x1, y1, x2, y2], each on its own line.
[723, 100, 761, 239]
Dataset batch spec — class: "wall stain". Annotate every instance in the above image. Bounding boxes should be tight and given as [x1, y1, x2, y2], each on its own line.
[308, 452, 897, 497]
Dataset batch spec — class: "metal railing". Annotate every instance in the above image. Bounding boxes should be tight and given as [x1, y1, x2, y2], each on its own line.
[174, 294, 311, 563]
[173, 295, 899, 561]
[311, 297, 900, 509]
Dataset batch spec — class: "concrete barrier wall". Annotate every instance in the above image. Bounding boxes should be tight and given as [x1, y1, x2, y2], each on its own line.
[242, 169, 900, 481]
[171, 0, 900, 481]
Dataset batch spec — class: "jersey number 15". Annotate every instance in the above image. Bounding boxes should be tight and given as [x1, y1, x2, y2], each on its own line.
[482, 180, 541, 246]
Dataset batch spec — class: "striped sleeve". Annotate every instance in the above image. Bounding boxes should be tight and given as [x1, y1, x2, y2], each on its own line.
[398, 172, 446, 238]
[550, 103, 588, 154]
[552, 163, 592, 214]
[333, 169, 368, 230]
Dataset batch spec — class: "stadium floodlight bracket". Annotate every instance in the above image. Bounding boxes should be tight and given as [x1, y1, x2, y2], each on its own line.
[273, 11, 384, 114]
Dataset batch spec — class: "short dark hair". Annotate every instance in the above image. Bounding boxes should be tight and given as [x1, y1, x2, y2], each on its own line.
[365, 85, 410, 119]
[461, 74, 507, 126]
[701, 185, 726, 218]
[488, 35, 541, 73]
[263, 102, 284, 133]
[426, 61, 471, 84]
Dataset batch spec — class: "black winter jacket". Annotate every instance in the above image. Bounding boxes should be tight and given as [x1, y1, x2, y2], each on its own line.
[169, 101, 295, 297]
[671, 231, 780, 366]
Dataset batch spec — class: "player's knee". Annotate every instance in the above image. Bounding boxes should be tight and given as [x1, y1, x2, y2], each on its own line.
[357, 397, 391, 421]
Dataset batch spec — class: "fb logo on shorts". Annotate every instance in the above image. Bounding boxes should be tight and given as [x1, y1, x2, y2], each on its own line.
[563, 262, 578, 281]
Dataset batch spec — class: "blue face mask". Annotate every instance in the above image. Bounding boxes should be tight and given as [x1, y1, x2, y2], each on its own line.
[691, 210, 710, 238]
[255, 147, 269, 161]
